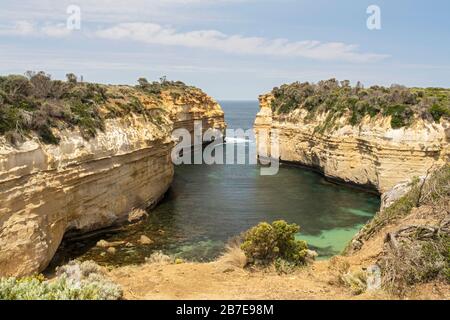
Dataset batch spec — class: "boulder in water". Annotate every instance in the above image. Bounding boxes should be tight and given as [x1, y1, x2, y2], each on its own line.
[138, 235, 154, 245]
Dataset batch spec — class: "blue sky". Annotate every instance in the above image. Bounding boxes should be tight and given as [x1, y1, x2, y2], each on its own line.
[0, 0, 449, 99]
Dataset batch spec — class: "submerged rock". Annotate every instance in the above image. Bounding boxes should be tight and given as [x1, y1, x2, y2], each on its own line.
[96, 240, 125, 248]
[138, 235, 154, 245]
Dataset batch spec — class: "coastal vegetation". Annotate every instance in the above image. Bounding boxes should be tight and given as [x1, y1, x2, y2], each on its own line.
[346, 164, 450, 295]
[270, 79, 450, 131]
[240, 220, 309, 270]
[0, 261, 122, 300]
[377, 168, 450, 295]
[379, 229, 449, 296]
[357, 164, 449, 242]
[0, 71, 194, 145]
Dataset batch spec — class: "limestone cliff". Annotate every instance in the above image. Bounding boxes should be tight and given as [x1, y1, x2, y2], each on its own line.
[0, 84, 225, 277]
[254, 93, 449, 193]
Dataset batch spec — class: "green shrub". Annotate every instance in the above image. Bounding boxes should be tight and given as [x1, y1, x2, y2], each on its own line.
[37, 125, 60, 145]
[241, 220, 308, 266]
[429, 103, 450, 122]
[273, 258, 297, 274]
[70, 102, 104, 139]
[383, 104, 413, 129]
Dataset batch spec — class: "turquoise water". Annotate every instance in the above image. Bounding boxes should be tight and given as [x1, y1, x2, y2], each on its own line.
[54, 101, 380, 266]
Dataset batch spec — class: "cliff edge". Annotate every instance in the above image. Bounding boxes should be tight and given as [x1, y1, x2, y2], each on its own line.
[0, 75, 225, 277]
[254, 80, 449, 193]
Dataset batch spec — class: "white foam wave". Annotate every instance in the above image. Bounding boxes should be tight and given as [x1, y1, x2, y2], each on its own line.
[225, 137, 253, 144]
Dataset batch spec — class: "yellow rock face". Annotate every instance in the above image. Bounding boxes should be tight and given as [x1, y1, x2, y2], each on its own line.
[254, 93, 449, 193]
[0, 86, 225, 277]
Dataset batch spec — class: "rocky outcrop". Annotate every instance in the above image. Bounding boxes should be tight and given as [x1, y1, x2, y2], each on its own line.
[0, 86, 225, 277]
[254, 94, 449, 193]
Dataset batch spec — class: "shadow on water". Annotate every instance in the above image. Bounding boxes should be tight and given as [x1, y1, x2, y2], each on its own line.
[49, 101, 380, 269]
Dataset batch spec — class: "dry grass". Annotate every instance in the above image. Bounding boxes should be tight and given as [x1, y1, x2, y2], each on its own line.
[145, 251, 173, 265]
[218, 237, 247, 268]
[418, 165, 450, 218]
[347, 164, 450, 253]
[327, 256, 350, 286]
[378, 225, 449, 296]
[327, 256, 368, 295]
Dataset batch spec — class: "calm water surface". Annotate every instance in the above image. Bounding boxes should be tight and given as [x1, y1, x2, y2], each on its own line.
[54, 101, 380, 266]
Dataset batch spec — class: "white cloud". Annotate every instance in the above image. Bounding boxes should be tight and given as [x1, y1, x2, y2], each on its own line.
[41, 23, 72, 37]
[0, 21, 35, 36]
[0, 21, 72, 38]
[0, 19, 388, 63]
[94, 22, 389, 63]
[0, 0, 248, 24]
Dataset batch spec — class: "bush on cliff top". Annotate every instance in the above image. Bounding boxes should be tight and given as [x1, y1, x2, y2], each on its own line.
[270, 79, 450, 130]
[137, 76, 190, 97]
[241, 220, 308, 267]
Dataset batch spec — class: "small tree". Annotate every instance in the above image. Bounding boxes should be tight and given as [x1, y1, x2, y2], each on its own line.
[2, 75, 32, 96]
[241, 220, 308, 266]
[66, 73, 78, 84]
[24, 70, 36, 80]
[29, 71, 52, 98]
[137, 77, 150, 89]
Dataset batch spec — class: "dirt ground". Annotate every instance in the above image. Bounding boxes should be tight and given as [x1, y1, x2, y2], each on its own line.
[108, 207, 449, 300]
[108, 258, 449, 300]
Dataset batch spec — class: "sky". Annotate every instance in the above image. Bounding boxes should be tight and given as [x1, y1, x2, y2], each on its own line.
[0, 0, 449, 100]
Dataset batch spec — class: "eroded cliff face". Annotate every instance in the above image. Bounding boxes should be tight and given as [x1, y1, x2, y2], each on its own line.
[254, 94, 449, 193]
[0, 86, 225, 277]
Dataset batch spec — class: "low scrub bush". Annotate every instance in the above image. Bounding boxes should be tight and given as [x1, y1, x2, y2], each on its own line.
[0, 72, 107, 143]
[241, 220, 308, 267]
[0, 72, 191, 145]
[379, 229, 449, 296]
[356, 164, 449, 242]
[0, 261, 122, 300]
[270, 79, 450, 130]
